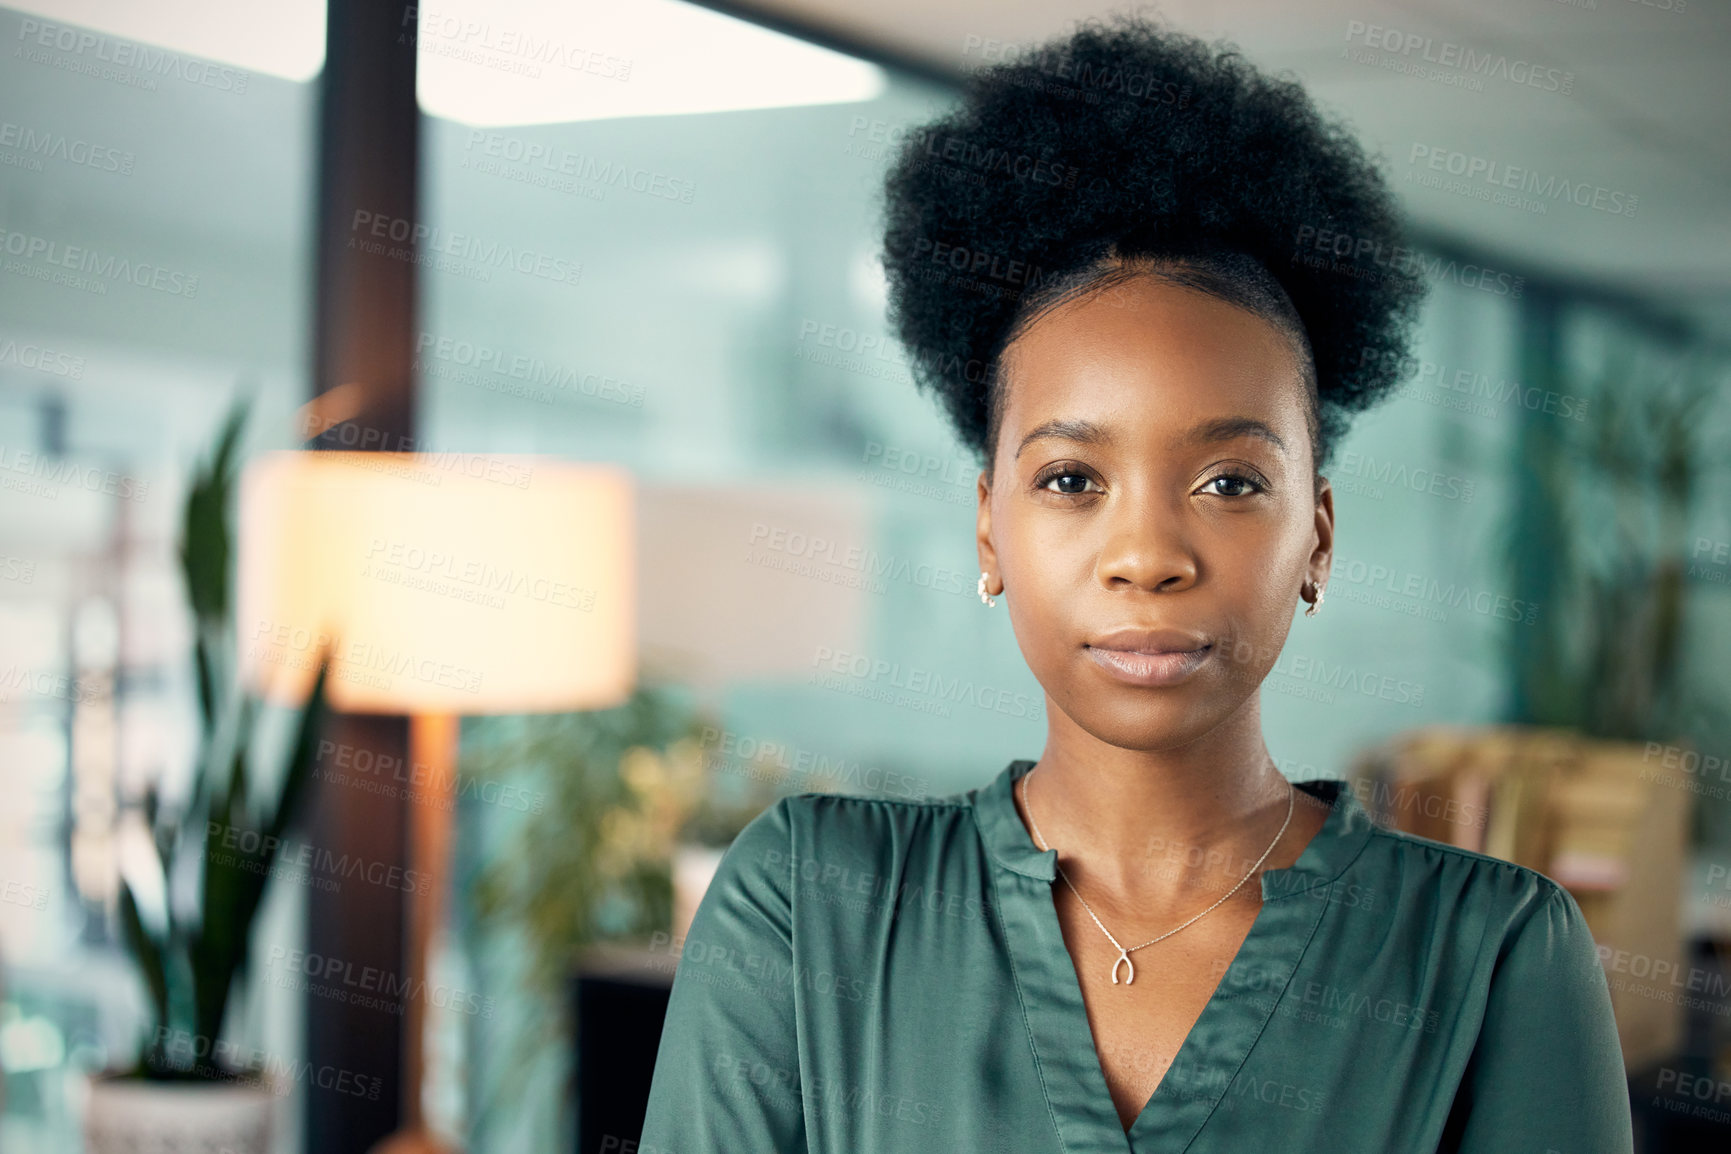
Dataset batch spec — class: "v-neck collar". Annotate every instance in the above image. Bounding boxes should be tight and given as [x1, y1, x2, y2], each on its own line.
[970, 758, 1376, 1154]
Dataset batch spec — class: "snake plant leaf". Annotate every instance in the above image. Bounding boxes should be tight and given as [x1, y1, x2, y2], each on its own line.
[180, 400, 246, 630]
[119, 399, 342, 1079]
[266, 655, 331, 848]
[119, 881, 170, 1052]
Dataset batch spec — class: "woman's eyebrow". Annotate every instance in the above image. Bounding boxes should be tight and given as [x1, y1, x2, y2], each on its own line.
[1014, 418, 1110, 460]
[1184, 416, 1287, 453]
[1013, 415, 1286, 459]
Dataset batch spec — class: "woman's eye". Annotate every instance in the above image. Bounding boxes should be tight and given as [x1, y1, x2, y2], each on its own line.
[1201, 473, 1263, 498]
[1040, 471, 1097, 495]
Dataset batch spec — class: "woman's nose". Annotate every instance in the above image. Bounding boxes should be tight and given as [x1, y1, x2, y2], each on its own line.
[1093, 493, 1198, 594]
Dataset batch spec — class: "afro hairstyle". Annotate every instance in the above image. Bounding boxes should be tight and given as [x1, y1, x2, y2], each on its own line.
[879, 15, 1427, 480]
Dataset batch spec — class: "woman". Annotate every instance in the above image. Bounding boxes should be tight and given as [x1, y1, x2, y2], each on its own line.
[640, 16, 1632, 1153]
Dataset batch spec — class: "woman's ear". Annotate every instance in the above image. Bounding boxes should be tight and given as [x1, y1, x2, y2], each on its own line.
[1309, 475, 1335, 590]
[976, 469, 1003, 597]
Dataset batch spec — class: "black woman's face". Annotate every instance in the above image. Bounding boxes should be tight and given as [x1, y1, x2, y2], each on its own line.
[976, 273, 1333, 752]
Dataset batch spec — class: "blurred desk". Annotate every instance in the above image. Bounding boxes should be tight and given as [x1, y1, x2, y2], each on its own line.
[1351, 725, 1694, 1072]
[569, 943, 677, 1154]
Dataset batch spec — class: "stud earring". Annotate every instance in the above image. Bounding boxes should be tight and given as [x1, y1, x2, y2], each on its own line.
[978, 572, 998, 608]
[1305, 580, 1326, 618]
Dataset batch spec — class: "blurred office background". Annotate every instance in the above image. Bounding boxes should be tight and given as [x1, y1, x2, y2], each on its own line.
[0, 0, 1728, 1151]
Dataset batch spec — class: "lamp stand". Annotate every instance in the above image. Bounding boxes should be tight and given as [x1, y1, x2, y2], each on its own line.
[370, 711, 461, 1154]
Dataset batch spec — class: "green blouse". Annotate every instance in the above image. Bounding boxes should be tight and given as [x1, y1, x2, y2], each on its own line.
[639, 758, 1633, 1153]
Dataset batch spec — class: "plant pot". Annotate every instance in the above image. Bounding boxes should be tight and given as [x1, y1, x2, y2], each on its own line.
[82, 1073, 278, 1154]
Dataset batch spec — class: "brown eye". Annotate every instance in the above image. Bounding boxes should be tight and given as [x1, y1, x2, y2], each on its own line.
[1200, 473, 1264, 498]
[1037, 468, 1099, 495]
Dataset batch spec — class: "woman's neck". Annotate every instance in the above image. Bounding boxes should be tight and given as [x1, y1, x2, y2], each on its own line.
[1017, 696, 1314, 906]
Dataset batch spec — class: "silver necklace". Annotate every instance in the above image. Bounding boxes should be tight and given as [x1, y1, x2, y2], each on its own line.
[1020, 764, 1295, 987]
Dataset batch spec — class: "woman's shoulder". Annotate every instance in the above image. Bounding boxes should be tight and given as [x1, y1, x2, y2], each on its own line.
[717, 784, 983, 878]
[1343, 801, 1584, 929]
[763, 784, 979, 841]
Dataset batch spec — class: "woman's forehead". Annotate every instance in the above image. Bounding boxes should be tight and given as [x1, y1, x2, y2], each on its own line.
[997, 280, 1310, 442]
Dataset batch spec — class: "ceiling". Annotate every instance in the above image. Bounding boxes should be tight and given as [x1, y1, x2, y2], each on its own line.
[712, 0, 1731, 336]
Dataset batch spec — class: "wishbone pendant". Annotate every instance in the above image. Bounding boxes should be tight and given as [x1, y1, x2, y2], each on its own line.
[1111, 947, 1135, 986]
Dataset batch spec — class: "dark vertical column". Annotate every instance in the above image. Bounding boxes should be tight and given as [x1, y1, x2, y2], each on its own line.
[312, 0, 418, 446]
[304, 714, 411, 1150]
[305, 1, 419, 1150]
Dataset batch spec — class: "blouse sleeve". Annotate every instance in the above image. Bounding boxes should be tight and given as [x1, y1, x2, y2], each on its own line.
[1443, 882, 1634, 1154]
[639, 797, 808, 1154]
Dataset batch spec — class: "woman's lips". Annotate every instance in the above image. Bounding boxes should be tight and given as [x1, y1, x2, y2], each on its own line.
[1083, 643, 1213, 686]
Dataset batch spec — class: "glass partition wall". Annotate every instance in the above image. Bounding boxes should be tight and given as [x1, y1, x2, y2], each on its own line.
[0, 3, 323, 1150]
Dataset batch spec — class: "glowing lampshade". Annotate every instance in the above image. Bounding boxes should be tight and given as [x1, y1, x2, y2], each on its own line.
[236, 451, 634, 714]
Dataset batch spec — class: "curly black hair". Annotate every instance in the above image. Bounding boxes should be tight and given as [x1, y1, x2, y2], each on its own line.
[880, 15, 1427, 480]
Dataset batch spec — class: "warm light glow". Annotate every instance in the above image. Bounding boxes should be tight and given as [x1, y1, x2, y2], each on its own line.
[237, 452, 635, 714]
[10, 0, 325, 82]
[414, 0, 885, 127]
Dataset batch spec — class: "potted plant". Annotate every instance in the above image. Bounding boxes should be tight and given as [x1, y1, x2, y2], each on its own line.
[459, 688, 775, 1150]
[83, 402, 331, 1154]
[1501, 340, 1731, 836]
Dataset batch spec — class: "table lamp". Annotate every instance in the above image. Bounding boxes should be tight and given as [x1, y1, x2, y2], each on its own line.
[237, 451, 635, 1153]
